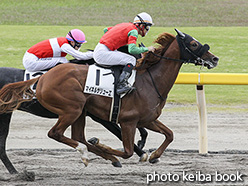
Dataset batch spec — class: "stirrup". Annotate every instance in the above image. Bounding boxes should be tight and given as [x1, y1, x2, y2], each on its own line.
[116, 85, 135, 95]
[116, 87, 131, 95]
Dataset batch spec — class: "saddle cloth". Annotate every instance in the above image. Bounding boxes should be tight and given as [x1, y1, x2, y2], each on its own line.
[24, 70, 47, 98]
[84, 64, 136, 98]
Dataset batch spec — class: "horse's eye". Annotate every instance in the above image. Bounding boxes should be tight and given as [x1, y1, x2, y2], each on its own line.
[192, 43, 198, 47]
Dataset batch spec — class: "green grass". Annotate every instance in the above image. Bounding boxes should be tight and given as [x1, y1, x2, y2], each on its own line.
[0, 0, 247, 26]
[1, 26, 247, 73]
[0, 25, 247, 105]
[0, 0, 247, 106]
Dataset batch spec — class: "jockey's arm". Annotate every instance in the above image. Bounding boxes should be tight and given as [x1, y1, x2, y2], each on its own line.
[127, 30, 148, 55]
[61, 43, 93, 60]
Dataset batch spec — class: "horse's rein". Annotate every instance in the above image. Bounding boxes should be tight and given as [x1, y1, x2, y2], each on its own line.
[150, 48, 214, 70]
[149, 51, 200, 65]
[147, 69, 167, 101]
[145, 51, 202, 102]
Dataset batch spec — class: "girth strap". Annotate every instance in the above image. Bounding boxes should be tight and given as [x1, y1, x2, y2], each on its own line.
[109, 66, 122, 123]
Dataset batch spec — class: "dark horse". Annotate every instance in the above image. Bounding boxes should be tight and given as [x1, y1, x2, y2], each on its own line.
[0, 29, 219, 168]
[0, 50, 148, 174]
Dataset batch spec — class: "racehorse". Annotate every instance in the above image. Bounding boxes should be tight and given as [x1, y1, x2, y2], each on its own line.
[0, 51, 148, 174]
[0, 29, 219, 168]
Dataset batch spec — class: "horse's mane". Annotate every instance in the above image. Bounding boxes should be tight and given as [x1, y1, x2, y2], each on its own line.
[135, 32, 176, 70]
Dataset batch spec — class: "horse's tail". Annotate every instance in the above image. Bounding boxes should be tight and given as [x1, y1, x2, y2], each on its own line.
[0, 77, 40, 114]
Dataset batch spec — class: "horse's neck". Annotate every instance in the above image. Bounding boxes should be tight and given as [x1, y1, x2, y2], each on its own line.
[149, 41, 182, 100]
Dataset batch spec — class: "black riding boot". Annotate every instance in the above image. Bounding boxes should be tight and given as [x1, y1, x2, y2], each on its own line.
[116, 64, 134, 95]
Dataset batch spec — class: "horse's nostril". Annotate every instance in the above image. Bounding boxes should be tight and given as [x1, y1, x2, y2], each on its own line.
[213, 57, 219, 62]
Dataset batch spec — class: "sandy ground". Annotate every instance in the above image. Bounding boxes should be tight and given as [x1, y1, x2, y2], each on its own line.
[0, 104, 247, 185]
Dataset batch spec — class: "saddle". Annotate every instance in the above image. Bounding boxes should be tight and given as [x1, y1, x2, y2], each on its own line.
[84, 64, 136, 124]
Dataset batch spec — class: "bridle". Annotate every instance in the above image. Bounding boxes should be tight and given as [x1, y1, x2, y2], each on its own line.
[144, 33, 214, 69]
[148, 36, 212, 69]
[145, 33, 212, 101]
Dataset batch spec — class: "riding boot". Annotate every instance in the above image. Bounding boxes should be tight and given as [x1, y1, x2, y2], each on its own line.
[116, 64, 134, 95]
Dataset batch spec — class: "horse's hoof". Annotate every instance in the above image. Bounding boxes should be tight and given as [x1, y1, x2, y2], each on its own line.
[139, 152, 148, 162]
[149, 158, 160, 164]
[88, 137, 99, 145]
[112, 161, 122, 168]
[81, 157, 89, 167]
[17, 170, 35, 181]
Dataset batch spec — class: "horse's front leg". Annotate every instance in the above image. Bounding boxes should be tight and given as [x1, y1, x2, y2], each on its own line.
[71, 112, 122, 167]
[90, 121, 137, 159]
[137, 127, 148, 149]
[87, 112, 147, 158]
[120, 121, 137, 159]
[145, 119, 173, 163]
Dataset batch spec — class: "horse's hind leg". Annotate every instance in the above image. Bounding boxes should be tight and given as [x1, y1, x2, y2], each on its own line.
[71, 113, 122, 167]
[0, 113, 18, 174]
[47, 109, 91, 166]
[145, 119, 173, 163]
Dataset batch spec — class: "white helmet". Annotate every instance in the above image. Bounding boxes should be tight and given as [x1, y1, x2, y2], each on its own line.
[133, 12, 154, 26]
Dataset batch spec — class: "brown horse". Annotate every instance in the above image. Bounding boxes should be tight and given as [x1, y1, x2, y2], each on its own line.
[0, 29, 218, 167]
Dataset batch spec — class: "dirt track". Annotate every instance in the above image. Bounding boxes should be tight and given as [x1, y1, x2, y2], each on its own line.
[0, 104, 247, 185]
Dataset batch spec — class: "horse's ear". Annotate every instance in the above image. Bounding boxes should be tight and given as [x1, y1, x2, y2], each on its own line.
[175, 28, 185, 39]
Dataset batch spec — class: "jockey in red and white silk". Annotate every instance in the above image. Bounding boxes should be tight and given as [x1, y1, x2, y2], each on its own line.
[93, 12, 155, 95]
[23, 29, 93, 72]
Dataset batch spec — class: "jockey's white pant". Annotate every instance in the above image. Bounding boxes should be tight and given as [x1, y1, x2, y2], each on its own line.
[23, 51, 68, 72]
[93, 43, 136, 66]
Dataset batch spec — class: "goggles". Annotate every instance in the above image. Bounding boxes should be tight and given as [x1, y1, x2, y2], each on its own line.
[74, 42, 82, 48]
[145, 25, 151, 32]
[136, 14, 152, 31]
[68, 31, 82, 48]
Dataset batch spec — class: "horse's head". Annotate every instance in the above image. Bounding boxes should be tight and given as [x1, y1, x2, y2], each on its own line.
[175, 28, 219, 69]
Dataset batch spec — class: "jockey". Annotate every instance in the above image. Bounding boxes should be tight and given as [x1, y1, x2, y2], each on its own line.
[93, 12, 155, 95]
[23, 29, 93, 71]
